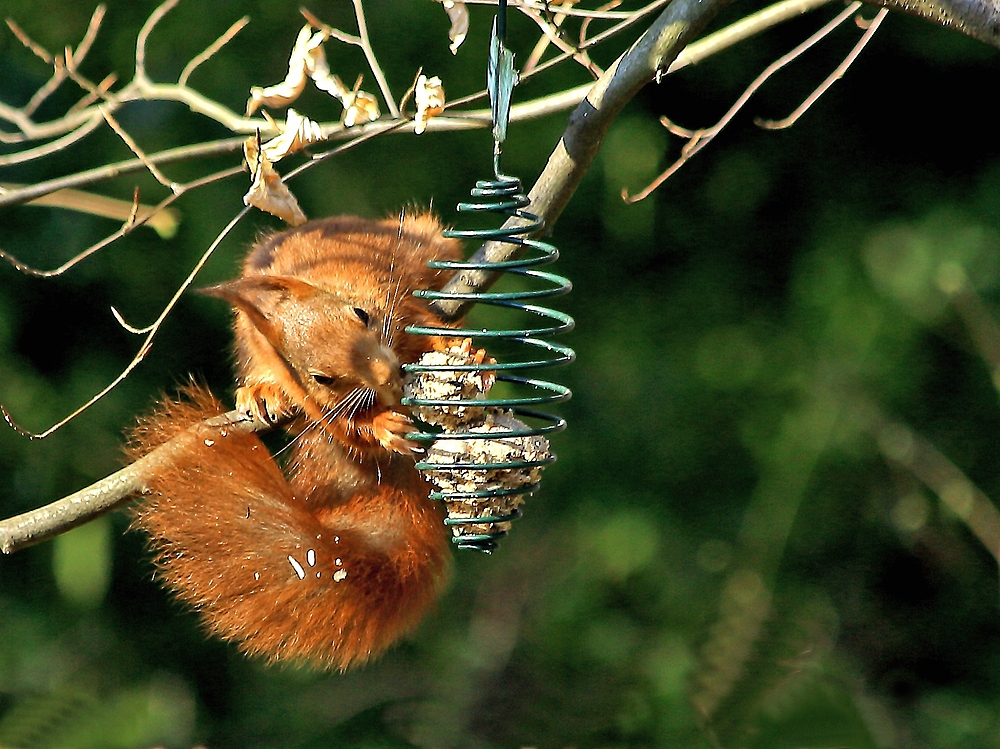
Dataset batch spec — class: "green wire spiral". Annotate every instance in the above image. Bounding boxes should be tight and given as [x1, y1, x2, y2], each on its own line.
[402, 0, 574, 552]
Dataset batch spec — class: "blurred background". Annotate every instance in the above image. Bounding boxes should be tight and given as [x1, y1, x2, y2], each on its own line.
[2, 0, 1000, 746]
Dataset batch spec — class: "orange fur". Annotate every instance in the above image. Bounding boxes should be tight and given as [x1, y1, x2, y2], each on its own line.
[129, 213, 462, 669]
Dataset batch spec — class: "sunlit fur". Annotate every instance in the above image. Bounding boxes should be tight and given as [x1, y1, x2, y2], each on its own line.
[129, 213, 462, 669]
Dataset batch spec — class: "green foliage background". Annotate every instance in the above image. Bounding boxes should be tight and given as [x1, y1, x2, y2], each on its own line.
[2, 0, 1000, 747]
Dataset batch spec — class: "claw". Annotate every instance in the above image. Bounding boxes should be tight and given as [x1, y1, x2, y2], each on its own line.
[373, 409, 422, 455]
[236, 382, 297, 423]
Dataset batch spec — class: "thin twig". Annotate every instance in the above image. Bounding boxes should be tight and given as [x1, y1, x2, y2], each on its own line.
[623, 1, 862, 203]
[667, 0, 834, 74]
[0, 137, 247, 209]
[0, 99, 104, 144]
[350, 0, 400, 118]
[580, 0, 623, 49]
[135, 0, 179, 83]
[442, 0, 635, 19]
[0, 164, 241, 277]
[523, 0, 574, 74]
[16, 5, 105, 117]
[756, 7, 888, 129]
[24, 4, 106, 117]
[99, 107, 180, 193]
[0, 206, 250, 439]
[299, 8, 363, 46]
[111, 305, 155, 335]
[0, 408, 274, 555]
[5, 18, 53, 61]
[68, 73, 118, 114]
[520, 1, 602, 77]
[179, 15, 250, 87]
[0, 113, 104, 166]
[513, 0, 673, 84]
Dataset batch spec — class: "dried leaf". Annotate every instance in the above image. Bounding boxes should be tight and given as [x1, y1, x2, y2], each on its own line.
[303, 37, 350, 100]
[243, 136, 307, 226]
[260, 109, 325, 162]
[442, 0, 469, 54]
[343, 90, 380, 127]
[247, 26, 318, 114]
[246, 23, 379, 126]
[413, 74, 445, 135]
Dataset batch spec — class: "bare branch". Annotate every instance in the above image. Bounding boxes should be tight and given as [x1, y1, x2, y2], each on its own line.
[179, 15, 250, 87]
[668, 0, 834, 73]
[756, 7, 888, 130]
[0, 408, 273, 555]
[870, 0, 1000, 48]
[2, 0, 830, 201]
[351, 0, 400, 118]
[0, 137, 246, 209]
[519, 1, 603, 77]
[21, 5, 106, 117]
[299, 8, 362, 46]
[111, 304, 155, 335]
[579, 0, 623, 51]
[135, 0, 179, 83]
[5, 18, 53, 61]
[0, 113, 104, 166]
[0, 206, 250, 439]
[431, 0, 741, 321]
[67, 72, 118, 115]
[99, 107, 180, 193]
[623, 1, 862, 204]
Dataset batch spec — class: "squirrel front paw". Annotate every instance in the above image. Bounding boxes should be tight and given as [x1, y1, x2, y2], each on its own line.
[373, 410, 422, 455]
[236, 381, 298, 424]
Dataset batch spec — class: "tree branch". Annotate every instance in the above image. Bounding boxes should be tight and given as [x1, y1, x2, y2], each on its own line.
[430, 0, 740, 320]
[869, 0, 1000, 48]
[5, 0, 997, 554]
[0, 410, 269, 554]
[0, 0, 740, 556]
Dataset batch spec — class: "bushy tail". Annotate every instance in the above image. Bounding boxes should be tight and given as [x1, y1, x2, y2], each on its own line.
[127, 384, 450, 670]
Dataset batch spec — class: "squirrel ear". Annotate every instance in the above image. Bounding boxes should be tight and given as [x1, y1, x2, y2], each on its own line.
[201, 276, 320, 342]
[201, 277, 314, 358]
[201, 275, 319, 308]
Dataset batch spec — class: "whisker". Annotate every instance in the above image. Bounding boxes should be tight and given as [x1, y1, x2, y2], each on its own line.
[385, 272, 410, 347]
[323, 387, 363, 425]
[396, 206, 406, 242]
[273, 424, 308, 458]
[344, 387, 374, 421]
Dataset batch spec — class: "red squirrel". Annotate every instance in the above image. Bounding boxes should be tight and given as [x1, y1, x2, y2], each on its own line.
[128, 213, 463, 670]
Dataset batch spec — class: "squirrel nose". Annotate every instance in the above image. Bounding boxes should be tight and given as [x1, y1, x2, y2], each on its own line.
[356, 340, 403, 406]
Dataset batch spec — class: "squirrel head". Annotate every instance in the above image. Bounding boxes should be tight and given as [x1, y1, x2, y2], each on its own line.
[204, 275, 408, 416]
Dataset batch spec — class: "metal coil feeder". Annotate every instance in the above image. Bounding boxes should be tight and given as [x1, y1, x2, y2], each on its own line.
[402, 2, 574, 552]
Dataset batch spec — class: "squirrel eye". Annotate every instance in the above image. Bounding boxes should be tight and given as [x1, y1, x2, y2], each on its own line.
[352, 307, 371, 326]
